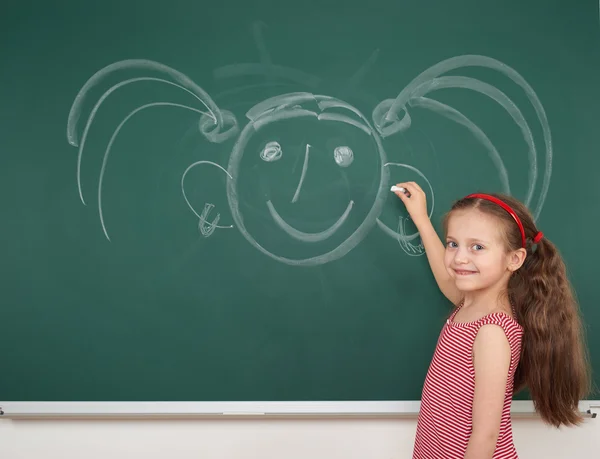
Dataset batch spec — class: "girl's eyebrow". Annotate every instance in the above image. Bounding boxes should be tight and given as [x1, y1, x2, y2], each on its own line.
[446, 235, 491, 244]
[465, 237, 491, 244]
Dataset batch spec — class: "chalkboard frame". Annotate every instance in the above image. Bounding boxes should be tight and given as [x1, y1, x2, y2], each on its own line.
[0, 400, 598, 418]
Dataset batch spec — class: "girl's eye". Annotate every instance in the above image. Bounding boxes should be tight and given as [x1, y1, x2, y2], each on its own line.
[472, 244, 484, 251]
[447, 241, 457, 248]
[260, 141, 282, 162]
[333, 146, 353, 167]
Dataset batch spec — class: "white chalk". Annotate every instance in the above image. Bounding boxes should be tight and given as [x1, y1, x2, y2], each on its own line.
[391, 185, 411, 197]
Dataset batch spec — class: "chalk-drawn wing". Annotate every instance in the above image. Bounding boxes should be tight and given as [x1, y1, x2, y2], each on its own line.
[372, 55, 552, 221]
[66, 59, 239, 241]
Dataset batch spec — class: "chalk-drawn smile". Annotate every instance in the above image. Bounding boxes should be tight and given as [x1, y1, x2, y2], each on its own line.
[266, 199, 354, 243]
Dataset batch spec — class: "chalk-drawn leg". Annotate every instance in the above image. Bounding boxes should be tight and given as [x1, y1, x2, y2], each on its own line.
[181, 160, 234, 238]
[372, 55, 552, 220]
[198, 204, 220, 237]
[396, 216, 425, 257]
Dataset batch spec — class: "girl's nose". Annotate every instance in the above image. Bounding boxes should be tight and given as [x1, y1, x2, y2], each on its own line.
[454, 250, 469, 264]
[292, 144, 311, 203]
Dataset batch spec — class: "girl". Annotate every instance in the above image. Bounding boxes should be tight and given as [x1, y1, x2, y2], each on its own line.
[393, 182, 592, 459]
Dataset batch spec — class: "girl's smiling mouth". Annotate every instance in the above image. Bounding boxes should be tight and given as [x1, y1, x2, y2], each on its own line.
[453, 269, 478, 275]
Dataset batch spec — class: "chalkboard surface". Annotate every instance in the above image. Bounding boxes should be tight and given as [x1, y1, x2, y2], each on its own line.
[1, 0, 599, 405]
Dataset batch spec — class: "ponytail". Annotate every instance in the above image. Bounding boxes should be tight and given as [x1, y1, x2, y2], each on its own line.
[510, 237, 592, 426]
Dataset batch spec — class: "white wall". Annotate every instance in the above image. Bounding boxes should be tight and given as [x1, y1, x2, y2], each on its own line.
[1, 416, 598, 459]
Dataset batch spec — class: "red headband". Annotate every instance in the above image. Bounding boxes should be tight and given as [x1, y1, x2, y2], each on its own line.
[464, 193, 543, 248]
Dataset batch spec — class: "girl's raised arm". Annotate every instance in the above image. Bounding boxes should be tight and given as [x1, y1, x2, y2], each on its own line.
[393, 182, 462, 306]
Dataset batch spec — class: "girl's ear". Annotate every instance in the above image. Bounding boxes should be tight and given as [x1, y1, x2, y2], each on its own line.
[508, 248, 527, 272]
[181, 160, 235, 238]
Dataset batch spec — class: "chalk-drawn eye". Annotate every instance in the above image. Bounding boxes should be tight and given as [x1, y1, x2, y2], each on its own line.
[333, 146, 353, 167]
[260, 141, 282, 162]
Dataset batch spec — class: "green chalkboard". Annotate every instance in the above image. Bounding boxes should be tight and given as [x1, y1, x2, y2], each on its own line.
[1, 0, 599, 407]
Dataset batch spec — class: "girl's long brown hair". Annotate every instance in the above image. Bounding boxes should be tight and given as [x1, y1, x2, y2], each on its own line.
[445, 193, 592, 427]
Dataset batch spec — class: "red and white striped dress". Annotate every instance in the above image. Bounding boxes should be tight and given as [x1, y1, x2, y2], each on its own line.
[413, 306, 524, 459]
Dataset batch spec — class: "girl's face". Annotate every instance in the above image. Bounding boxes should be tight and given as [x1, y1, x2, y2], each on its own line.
[226, 95, 388, 266]
[444, 209, 514, 293]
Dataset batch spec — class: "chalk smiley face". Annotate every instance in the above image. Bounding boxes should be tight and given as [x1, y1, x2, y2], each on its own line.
[226, 93, 390, 266]
[67, 52, 552, 265]
[261, 141, 355, 245]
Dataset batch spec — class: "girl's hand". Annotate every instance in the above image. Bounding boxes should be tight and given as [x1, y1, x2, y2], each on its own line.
[393, 181, 429, 224]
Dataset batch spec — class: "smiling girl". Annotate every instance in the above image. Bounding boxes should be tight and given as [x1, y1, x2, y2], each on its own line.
[393, 182, 591, 459]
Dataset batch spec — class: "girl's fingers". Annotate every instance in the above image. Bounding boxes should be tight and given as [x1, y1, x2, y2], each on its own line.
[393, 183, 410, 200]
[392, 183, 410, 198]
[397, 182, 418, 197]
[395, 190, 409, 202]
[407, 181, 425, 194]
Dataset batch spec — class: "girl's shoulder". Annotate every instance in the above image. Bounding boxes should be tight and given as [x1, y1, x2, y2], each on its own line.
[480, 310, 524, 335]
[449, 303, 524, 335]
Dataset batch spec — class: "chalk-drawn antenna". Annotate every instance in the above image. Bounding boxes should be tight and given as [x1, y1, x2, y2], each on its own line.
[216, 20, 380, 104]
[341, 48, 380, 96]
[252, 21, 273, 77]
[213, 22, 321, 88]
